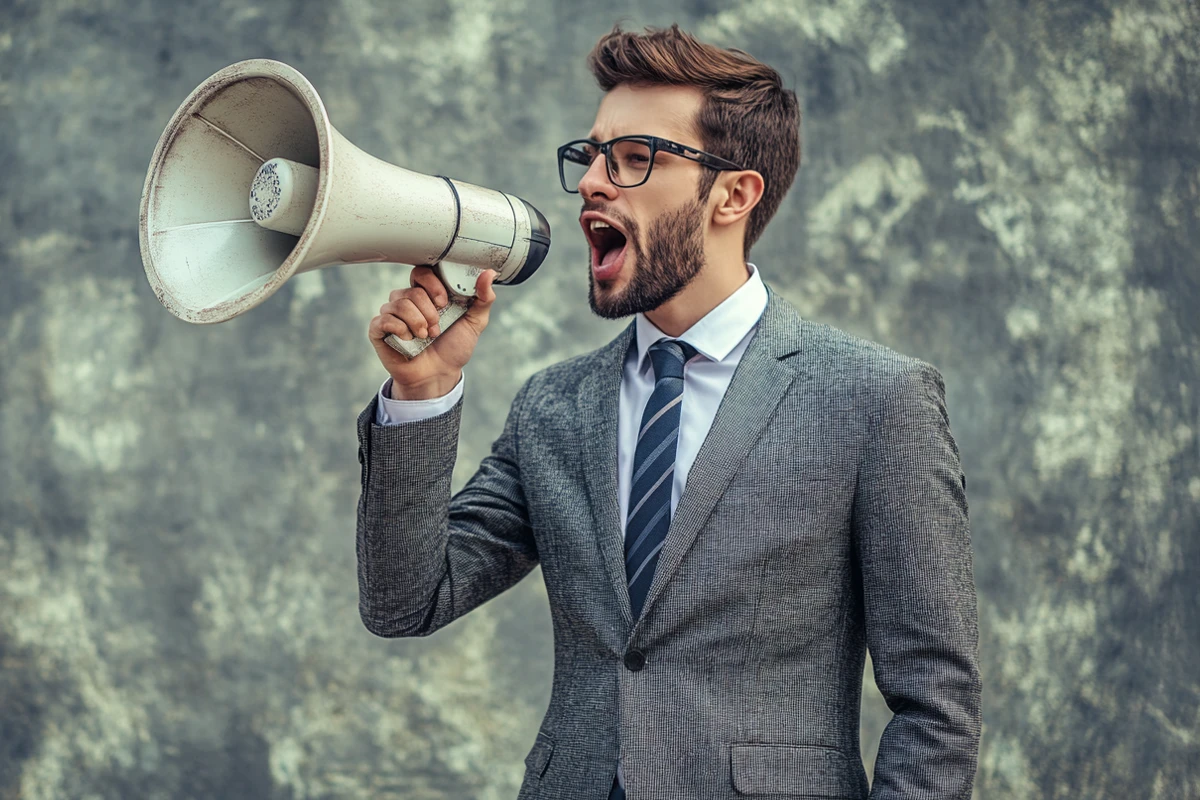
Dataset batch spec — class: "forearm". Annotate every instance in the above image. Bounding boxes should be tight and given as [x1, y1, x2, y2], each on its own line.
[354, 376, 539, 638]
[356, 395, 465, 637]
[866, 611, 982, 799]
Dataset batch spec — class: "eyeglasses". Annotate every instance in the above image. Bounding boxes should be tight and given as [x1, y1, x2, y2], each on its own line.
[557, 135, 746, 194]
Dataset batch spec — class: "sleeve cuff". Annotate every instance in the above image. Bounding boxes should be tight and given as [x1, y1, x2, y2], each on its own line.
[375, 373, 465, 426]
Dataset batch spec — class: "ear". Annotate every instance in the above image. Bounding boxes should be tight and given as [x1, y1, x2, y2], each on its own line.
[710, 170, 766, 230]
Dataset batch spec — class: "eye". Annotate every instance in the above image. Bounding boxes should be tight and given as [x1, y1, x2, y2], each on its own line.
[612, 140, 652, 168]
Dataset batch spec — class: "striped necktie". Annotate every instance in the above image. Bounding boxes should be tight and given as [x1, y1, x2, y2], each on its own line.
[625, 338, 699, 620]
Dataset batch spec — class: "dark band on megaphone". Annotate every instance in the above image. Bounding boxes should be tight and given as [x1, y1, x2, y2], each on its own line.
[431, 176, 463, 265]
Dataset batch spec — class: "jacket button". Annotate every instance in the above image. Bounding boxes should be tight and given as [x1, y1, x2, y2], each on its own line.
[624, 650, 646, 671]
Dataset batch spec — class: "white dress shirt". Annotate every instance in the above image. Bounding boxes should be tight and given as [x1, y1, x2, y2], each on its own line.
[374, 263, 769, 789]
[615, 263, 767, 535]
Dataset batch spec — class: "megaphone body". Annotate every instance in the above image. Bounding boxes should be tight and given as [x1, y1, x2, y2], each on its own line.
[139, 59, 551, 358]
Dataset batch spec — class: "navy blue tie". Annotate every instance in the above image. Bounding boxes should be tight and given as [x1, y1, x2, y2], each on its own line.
[624, 339, 698, 621]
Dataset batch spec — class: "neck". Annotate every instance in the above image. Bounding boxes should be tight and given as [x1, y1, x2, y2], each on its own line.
[645, 246, 751, 338]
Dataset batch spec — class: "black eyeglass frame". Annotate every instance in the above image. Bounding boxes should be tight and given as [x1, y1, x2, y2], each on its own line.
[556, 135, 748, 193]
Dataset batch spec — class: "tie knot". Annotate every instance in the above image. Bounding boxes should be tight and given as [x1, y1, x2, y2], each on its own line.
[648, 339, 698, 382]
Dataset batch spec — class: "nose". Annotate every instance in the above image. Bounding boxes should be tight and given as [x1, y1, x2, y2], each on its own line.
[577, 153, 618, 200]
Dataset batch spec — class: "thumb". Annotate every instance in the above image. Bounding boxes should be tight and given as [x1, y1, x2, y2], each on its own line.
[462, 269, 498, 329]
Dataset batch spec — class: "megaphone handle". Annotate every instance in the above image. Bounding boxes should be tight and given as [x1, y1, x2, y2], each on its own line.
[383, 297, 471, 359]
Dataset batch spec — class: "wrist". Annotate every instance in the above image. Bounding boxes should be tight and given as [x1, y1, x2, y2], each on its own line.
[388, 370, 462, 401]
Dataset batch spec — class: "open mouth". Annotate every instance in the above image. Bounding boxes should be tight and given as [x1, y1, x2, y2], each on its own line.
[585, 221, 629, 278]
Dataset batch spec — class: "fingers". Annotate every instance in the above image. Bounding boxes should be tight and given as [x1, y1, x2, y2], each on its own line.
[379, 287, 443, 340]
[410, 267, 450, 309]
[372, 269, 497, 344]
[369, 310, 413, 342]
[406, 290, 442, 338]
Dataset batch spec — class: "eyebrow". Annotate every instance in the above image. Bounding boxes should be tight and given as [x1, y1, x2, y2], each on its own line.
[586, 119, 701, 147]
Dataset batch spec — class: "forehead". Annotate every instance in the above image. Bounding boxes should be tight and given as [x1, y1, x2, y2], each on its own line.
[588, 84, 704, 145]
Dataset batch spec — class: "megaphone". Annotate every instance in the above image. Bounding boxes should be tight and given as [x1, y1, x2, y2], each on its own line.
[138, 59, 551, 358]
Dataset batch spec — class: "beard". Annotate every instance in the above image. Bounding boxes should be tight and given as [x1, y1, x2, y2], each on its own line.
[587, 197, 707, 319]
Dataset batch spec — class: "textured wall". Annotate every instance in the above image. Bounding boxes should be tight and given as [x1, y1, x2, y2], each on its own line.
[2, 0, 1198, 798]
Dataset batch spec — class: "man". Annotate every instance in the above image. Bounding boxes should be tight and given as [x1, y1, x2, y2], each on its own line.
[357, 23, 981, 800]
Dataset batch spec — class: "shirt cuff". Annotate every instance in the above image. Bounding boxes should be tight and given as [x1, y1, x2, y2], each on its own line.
[374, 373, 465, 426]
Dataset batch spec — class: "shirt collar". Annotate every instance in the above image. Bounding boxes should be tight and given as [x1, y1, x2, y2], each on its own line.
[634, 262, 768, 373]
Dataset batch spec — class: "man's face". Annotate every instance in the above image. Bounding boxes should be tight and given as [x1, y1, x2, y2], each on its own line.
[577, 84, 712, 319]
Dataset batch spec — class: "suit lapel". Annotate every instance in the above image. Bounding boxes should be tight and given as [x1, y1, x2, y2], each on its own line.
[576, 285, 807, 632]
[578, 320, 638, 627]
[634, 286, 806, 631]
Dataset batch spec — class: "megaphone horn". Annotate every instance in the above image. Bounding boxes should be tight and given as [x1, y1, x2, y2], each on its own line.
[138, 59, 551, 358]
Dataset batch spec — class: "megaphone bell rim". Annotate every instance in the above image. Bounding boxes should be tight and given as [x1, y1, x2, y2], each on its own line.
[139, 58, 335, 324]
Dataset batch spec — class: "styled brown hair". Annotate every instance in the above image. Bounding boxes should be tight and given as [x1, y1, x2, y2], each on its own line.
[586, 23, 802, 258]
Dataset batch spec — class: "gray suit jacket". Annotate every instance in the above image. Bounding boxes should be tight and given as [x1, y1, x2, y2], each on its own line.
[355, 285, 981, 799]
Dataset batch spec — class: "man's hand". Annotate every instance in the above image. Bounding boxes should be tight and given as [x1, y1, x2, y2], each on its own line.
[369, 266, 498, 399]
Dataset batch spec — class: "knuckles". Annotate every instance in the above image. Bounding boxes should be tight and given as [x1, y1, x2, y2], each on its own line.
[388, 288, 429, 305]
[376, 285, 445, 333]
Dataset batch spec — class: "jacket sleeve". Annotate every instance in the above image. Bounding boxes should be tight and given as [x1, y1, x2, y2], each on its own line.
[853, 360, 982, 799]
[354, 375, 537, 638]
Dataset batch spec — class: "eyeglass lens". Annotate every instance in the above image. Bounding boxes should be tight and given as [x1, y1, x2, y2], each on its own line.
[560, 139, 653, 191]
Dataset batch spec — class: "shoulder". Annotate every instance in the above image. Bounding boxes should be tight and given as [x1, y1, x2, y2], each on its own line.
[806, 317, 939, 377]
[786, 318, 953, 464]
[522, 343, 620, 394]
[508, 323, 632, 409]
[784, 304, 946, 414]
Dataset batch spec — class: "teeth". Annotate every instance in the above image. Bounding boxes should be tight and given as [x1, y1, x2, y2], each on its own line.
[589, 220, 612, 231]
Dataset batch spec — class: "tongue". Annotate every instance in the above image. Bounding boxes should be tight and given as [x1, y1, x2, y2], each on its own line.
[600, 243, 625, 268]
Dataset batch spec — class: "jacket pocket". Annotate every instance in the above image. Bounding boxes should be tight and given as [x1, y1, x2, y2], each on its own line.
[730, 743, 861, 797]
[524, 732, 555, 780]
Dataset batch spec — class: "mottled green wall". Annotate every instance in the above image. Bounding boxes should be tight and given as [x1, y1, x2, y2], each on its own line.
[1, 0, 1197, 798]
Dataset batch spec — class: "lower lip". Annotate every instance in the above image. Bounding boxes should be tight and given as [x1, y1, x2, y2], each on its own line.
[592, 243, 628, 281]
